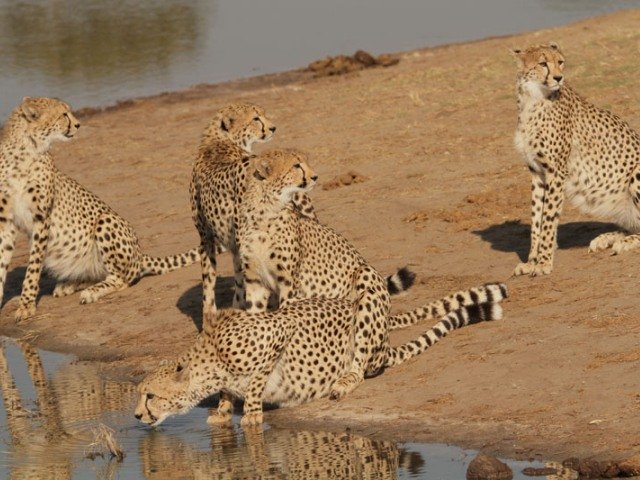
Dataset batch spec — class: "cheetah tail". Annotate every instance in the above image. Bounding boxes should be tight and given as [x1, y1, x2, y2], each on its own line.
[387, 282, 508, 331]
[385, 301, 505, 368]
[386, 267, 416, 295]
[141, 247, 200, 276]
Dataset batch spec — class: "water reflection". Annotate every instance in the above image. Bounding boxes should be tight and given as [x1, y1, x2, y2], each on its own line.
[0, 338, 556, 479]
[0, 0, 204, 80]
[141, 427, 404, 479]
[0, 338, 413, 479]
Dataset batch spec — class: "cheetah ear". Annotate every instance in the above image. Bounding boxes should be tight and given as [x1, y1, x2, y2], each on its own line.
[20, 97, 39, 122]
[253, 158, 272, 181]
[219, 115, 234, 132]
[510, 48, 525, 67]
[548, 42, 561, 51]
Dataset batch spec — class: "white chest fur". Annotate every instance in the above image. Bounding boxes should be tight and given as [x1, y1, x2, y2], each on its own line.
[7, 176, 34, 234]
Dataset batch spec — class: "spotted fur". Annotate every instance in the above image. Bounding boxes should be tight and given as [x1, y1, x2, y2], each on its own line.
[189, 103, 317, 317]
[237, 150, 414, 315]
[512, 43, 640, 276]
[0, 97, 198, 321]
[135, 278, 507, 427]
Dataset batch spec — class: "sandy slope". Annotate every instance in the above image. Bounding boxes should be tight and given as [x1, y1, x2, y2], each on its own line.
[3, 9, 640, 461]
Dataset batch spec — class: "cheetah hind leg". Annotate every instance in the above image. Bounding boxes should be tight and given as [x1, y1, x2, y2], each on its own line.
[588, 231, 633, 254]
[53, 281, 93, 298]
[79, 274, 127, 304]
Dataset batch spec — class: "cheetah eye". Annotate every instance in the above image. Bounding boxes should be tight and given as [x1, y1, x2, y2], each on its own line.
[558, 60, 564, 66]
[293, 163, 302, 169]
[253, 117, 260, 121]
[146, 393, 155, 400]
[538, 61, 548, 67]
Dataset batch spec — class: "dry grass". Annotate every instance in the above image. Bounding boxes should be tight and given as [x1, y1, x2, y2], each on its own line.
[86, 423, 125, 462]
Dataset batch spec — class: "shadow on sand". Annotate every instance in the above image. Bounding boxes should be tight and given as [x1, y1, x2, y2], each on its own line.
[472, 220, 619, 261]
[176, 276, 235, 332]
[1, 267, 56, 307]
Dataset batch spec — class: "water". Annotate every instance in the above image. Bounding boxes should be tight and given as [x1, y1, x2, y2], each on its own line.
[0, 337, 563, 479]
[2, 0, 640, 120]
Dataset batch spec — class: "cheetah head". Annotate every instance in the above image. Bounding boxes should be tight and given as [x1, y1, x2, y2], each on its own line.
[15, 97, 80, 152]
[511, 43, 565, 97]
[135, 360, 193, 426]
[204, 103, 276, 153]
[253, 149, 318, 204]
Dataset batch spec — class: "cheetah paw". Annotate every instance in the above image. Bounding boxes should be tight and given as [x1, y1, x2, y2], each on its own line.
[240, 412, 263, 427]
[610, 238, 640, 256]
[79, 290, 98, 304]
[330, 374, 363, 400]
[206, 412, 233, 426]
[14, 303, 36, 322]
[588, 232, 626, 253]
[53, 284, 75, 298]
[514, 261, 552, 276]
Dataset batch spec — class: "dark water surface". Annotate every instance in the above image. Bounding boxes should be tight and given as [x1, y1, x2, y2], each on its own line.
[0, 337, 555, 479]
[2, 0, 640, 119]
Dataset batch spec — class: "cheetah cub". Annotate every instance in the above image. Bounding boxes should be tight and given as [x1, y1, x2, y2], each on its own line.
[190, 103, 316, 316]
[513, 43, 640, 276]
[0, 97, 198, 321]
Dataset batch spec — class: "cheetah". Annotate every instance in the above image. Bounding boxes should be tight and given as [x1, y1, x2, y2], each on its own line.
[135, 279, 507, 427]
[0, 97, 198, 321]
[190, 103, 321, 316]
[237, 149, 414, 314]
[512, 43, 640, 276]
[135, 149, 508, 426]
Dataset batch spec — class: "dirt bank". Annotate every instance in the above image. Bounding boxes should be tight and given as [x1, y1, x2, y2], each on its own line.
[3, 9, 640, 462]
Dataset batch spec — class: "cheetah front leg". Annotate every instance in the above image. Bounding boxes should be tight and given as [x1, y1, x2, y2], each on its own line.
[231, 250, 245, 309]
[514, 170, 565, 276]
[15, 209, 51, 321]
[239, 372, 272, 427]
[0, 207, 17, 309]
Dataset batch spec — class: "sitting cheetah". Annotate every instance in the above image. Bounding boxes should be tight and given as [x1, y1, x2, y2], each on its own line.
[190, 103, 319, 316]
[0, 97, 198, 321]
[512, 43, 640, 275]
[135, 280, 507, 427]
[238, 149, 414, 314]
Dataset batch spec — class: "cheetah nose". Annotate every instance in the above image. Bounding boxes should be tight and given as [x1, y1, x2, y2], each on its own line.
[553, 75, 563, 82]
[311, 175, 318, 182]
[74, 123, 80, 129]
[269, 126, 276, 133]
[134, 413, 143, 420]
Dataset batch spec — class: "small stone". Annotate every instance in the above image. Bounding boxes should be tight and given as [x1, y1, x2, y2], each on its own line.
[466, 453, 513, 480]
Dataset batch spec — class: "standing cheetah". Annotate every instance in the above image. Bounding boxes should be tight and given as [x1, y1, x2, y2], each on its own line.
[0, 97, 198, 321]
[512, 43, 640, 275]
[135, 279, 507, 427]
[190, 103, 319, 316]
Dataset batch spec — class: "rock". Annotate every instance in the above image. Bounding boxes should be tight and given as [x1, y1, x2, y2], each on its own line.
[561, 457, 634, 478]
[618, 453, 640, 476]
[306, 50, 399, 77]
[466, 453, 513, 480]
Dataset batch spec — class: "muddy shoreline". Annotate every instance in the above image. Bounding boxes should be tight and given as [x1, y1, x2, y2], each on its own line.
[3, 10, 640, 463]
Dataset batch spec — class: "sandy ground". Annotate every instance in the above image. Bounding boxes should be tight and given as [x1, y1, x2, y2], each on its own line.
[3, 9, 640, 463]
